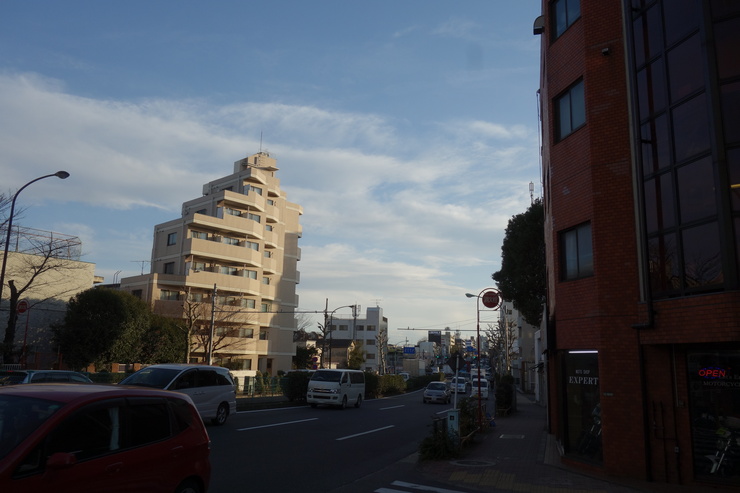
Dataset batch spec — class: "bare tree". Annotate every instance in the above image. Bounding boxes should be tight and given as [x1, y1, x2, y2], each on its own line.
[484, 319, 518, 375]
[2, 229, 87, 363]
[172, 289, 257, 364]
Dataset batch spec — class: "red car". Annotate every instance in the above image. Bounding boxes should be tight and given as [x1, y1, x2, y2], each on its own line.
[0, 384, 211, 493]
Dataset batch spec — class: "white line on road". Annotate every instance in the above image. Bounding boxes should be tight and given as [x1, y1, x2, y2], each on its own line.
[379, 405, 405, 410]
[336, 425, 395, 441]
[237, 418, 318, 431]
[387, 480, 471, 492]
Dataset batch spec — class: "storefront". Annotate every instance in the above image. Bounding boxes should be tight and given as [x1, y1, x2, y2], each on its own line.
[688, 350, 740, 485]
[563, 350, 602, 462]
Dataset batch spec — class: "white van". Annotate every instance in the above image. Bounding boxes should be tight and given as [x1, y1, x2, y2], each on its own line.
[120, 364, 237, 425]
[306, 369, 365, 409]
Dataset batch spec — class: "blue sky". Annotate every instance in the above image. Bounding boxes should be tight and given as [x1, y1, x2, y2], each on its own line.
[0, 1, 542, 346]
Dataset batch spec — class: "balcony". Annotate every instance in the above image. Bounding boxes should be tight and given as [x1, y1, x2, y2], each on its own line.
[185, 237, 262, 266]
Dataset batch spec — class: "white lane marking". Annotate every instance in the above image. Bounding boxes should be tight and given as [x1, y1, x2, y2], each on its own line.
[237, 417, 317, 431]
[389, 480, 472, 492]
[380, 405, 405, 410]
[336, 425, 395, 441]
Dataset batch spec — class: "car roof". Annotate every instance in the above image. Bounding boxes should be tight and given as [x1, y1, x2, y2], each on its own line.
[138, 364, 229, 372]
[0, 383, 187, 404]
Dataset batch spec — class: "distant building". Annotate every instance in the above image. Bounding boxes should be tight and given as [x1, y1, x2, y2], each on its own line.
[321, 306, 388, 372]
[121, 152, 302, 378]
[538, 0, 740, 487]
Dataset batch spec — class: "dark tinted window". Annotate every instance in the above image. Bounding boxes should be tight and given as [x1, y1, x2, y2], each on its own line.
[46, 406, 116, 461]
[169, 398, 194, 433]
[123, 398, 170, 447]
[174, 370, 197, 390]
[197, 369, 218, 387]
[121, 367, 180, 388]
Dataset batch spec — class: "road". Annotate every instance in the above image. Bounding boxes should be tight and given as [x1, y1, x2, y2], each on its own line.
[207, 389, 493, 493]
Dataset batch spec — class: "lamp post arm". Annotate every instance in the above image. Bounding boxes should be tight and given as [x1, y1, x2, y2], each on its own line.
[0, 171, 70, 302]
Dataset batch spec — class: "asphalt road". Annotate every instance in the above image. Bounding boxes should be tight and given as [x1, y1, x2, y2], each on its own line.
[207, 389, 490, 493]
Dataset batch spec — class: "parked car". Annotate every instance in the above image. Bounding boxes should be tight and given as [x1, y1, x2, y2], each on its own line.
[471, 378, 490, 400]
[0, 370, 92, 386]
[0, 384, 211, 493]
[119, 364, 236, 425]
[423, 381, 451, 404]
[450, 376, 469, 394]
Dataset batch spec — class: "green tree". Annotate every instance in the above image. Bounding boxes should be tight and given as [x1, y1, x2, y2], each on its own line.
[492, 199, 545, 326]
[347, 341, 365, 370]
[140, 314, 187, 364]
[293, 345, 318, 369]
[53, 288, 150, 370]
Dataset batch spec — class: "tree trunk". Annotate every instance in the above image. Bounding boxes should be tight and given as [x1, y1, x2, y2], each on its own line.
[2, 280, 20, 363]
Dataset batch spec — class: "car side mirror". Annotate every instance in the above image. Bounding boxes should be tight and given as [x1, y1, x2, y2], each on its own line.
[46, 452, 77, 470]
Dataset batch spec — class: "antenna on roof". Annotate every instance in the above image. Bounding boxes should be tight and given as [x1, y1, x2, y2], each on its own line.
[259, 131, 263, 153]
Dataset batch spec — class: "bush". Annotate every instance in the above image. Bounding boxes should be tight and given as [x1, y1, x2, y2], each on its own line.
[378, 374, 406, 396]
[364, 371, 379, 398]
[496, 373, 515, 413]
[281, 371, 311, 402]
[419, 421, 459, 461]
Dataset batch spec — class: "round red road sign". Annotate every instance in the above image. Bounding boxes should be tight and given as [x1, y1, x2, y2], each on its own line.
[17, 300, 29, 313]
[481, 291, 500, 309]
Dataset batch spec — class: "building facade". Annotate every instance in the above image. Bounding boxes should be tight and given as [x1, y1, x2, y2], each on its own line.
[539, 0, 740, 487]
[0, 228, 97, 368]
[121, 152, 302, 378]
[321, 306, 388, 373]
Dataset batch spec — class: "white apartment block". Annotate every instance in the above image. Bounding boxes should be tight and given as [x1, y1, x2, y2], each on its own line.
[121, 152, 302, 377]
[322, 306, 388, 373]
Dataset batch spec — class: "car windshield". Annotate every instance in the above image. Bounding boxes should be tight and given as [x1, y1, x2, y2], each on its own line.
[0, 395, 63, 459]
[0, 371, 29, 386]
[428, 382, 446, 391]
[309, 370, 341, 382]
[120, 368, 181, 388]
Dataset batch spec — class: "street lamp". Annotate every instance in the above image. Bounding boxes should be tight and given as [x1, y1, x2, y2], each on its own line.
[0, 171, 70, 302]
[465, 288, 501, 431]
[324, 304, 358, 368]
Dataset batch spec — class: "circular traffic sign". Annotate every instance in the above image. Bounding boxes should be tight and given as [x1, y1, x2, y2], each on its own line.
[17, 300, 29, 314]
[481, 291, 500, 309]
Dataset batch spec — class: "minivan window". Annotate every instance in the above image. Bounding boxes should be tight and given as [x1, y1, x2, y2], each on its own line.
[121, 368, 180, 388]
[310, 370, 342, 382]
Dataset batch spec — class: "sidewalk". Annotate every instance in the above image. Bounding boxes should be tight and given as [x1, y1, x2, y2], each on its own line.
[414, 392, 697, 493]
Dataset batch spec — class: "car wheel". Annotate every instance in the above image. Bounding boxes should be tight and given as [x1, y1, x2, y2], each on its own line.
[175, 479, 203, 493]
[340, 395, 348, 409]
[355, 394, 363, 408]
[211, 403, 229, 426]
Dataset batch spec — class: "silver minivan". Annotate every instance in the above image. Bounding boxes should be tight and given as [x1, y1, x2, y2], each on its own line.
[119, 364, 237, 425]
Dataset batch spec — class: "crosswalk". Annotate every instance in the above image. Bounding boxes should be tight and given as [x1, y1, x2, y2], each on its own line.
[375, 480, 471, 493]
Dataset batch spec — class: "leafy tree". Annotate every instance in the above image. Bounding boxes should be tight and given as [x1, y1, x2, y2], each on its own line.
[492, 199, 545, 326]
[141, 314, 188, 364]
[53, 288, 150, 370]
[293, 345, 318, 369]
[347, 341, 365, 370]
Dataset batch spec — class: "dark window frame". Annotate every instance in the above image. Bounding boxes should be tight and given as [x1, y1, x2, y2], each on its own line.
[555, 79, 586, 142]
[560, 222, 594, 281]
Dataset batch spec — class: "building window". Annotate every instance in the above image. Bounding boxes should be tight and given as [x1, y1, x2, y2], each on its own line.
[191, 230, 208, 240]
[245, 270, 257, 279]
[245, 299, 256, 309]
[248, 213, 261, 223]
[224, 207, 241, 217]
[131, 290, 142, 299]
[246, 241, 259, 251]
[262, 277, 270, 285]
[163, 262, 175, 275]
[264, 250, 272, 258]
[560, 222, 593, 280]
[339, 325, 348, 331]
[366, 325, 376, 331]
[266, 224, 273, 232]
[267, 199, 275, 206]
[261, 303, 270, 312]
[223, 237, 239, 246]
[160, 290, 179, 301]
[366, 353, 376, 361]
[239, 328, 254, 338]
[259, 330, 268, 340]
[556, 80, 585, 141]
[551, 0, 580, 39]
[167, 232, 177, 246]
[246, 185, 263, 196]
[220, 266, 238, 276]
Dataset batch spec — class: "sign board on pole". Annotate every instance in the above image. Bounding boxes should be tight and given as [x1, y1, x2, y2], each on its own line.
[482, 291, 500, 309]
[17, 300, 29, 314]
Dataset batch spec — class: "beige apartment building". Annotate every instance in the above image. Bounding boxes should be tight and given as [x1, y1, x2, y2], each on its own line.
[121, 152, 302, 377]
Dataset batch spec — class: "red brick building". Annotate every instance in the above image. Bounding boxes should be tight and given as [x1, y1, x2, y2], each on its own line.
[538, 0, 740, 488]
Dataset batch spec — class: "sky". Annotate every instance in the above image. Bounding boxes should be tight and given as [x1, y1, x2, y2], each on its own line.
[0, 1, 542, 346]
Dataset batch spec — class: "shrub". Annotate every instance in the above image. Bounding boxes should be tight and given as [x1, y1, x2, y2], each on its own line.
[281, 371, 311, 402]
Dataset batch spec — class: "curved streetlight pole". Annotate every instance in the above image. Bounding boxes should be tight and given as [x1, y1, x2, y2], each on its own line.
[465, 288, 501, 431]
[0, 171, 70, 302]
[326, 304, 358, 368]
